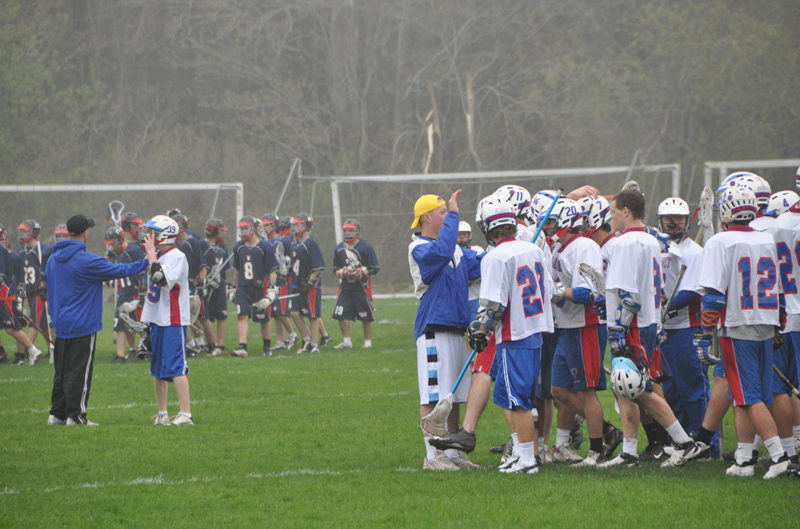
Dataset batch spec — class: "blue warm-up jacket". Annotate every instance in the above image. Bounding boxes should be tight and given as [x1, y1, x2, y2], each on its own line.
[45, 240, 149, 339]
[408, 211, 481, 340]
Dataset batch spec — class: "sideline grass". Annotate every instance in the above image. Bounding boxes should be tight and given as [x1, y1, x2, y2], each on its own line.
[1, 298, 797, 528]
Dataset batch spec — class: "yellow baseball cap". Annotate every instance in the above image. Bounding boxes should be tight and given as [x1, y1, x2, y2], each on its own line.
[411, 194, 446, 229]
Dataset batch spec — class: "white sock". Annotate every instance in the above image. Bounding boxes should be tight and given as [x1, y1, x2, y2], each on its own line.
[665, 420, 691, 444]
[179, 412, 192, 419]
[538, 436, 547, 450]
[763, 436, 784, 462]
[753, 434, 763, 450]
[196, 337, 205, 346]
[444, 448, 459, 459]
[423, 435, 437, 460]
[187, 339, 196, 348]
[511, 433, 520, 457]
[157, 411, 168, 416]
[27, 346, 39, 354]
[342, 337, 352, 345]
[737, 442, 755, 465]
[793, 425, 800, 438]
[781, 437, 796, 458]
[622, 438, 638, 456]
[363, 339, 371, 347]
[556, 428, 571, 448]
[518, 441, 535, 466]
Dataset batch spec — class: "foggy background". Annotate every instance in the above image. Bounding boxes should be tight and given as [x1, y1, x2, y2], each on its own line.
[2, 0, 798, 293]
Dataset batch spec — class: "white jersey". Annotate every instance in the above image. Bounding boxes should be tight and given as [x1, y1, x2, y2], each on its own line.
[480, 238, 554, 344]
[750, 214, 775, 235]
[597, 234, 618, 324]
[552, 235, 603, 328]
[662, 237, 703, 330]
[466, 244, 484, 301]
[605, 228, 662, 327]
[141, 247, 191, 327]
[698, 227, 780, 329]
[774, 211, 800, 315]
[515, 222, 535, 243]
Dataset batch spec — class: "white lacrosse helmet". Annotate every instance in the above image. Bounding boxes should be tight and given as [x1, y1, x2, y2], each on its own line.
[530, 190, 557, 221]
[457, 220, 472, 248]
[538, 198, 582, 243]
[610, 357, 647, 401]
[582, 196, 612, 238]
[478, 198, 517, 245]
[765, 190, 800, 217]
[657, 197, 691, 241]
[717, 171, 770, 208]
[796, 165, 800, 192]
[718, 185, 758, 225]
[144, 215, 179, 245]
[495, 184, 532, 220]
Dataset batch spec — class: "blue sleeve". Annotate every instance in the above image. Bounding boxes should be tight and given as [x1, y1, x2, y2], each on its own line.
[83, 254, 148, 281]
[264, 242, 277, 272]
[411, 211, 460, 284]
[232, 243, 241, 270]
[309, 240, 325, 271]
[198, 240, 210, 269]
[333, 245, 346, 270]
[461, 246, 481, 282]
[670, 291, 700, 311]
[365, 244, 379, 270]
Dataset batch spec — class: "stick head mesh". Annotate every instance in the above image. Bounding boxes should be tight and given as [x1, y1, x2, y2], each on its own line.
[419, 396, 452, 437]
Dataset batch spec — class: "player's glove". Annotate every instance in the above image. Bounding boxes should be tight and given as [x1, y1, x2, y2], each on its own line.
[35, 285, 47, 302]
[656, 322, 667, 347]
[149, 262, 166, 286]
[467, 320, 489, 353]
[571, 287, 594, 305]
[227, 287, 236, 302]
[297, 276, 316, 294]
[593, 295, 607, 319]
[265, 286, 279, 305]
[15, 287, 25, 314]
[693, 333, 720, 366]
[608, 325, 627, 356]
[355, 266, 368, 279]
[335, 268, 347, 279]
[207, 276, 220, 292]
[661, 303, 678, 321]
[644, 225, 672, 254]
[552, 281, 566, 306]
[195, 278, 207, 298]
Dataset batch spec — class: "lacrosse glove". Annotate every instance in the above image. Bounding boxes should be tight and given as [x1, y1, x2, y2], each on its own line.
[693, 333, 720, 366]
[467, 320, 489, 353]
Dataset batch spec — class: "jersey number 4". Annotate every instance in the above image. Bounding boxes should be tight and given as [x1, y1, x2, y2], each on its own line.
[737, 257, 777, 310]
[517, 264, 545, 317]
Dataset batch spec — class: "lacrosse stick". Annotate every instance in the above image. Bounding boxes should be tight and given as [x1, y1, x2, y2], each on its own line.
[108, 200, 125, 226]
[345, 247, 376, 313]
[774, 365, 800, 401]
[693, 186, 713, 247]
[621, 180, 641, 193]
[118, 300, 147, 334]
[577, 263, 605, 299]
[531, 188, 565, 244]
[21, 313, 53, 348]
[36, 240, 54, 358]
[420, 349, 477, 437]
[274, 242, 291, 280]
[205, 252, 235, 299]
[661, 265, 687, 324]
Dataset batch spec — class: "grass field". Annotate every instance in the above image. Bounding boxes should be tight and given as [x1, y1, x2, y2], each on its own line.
[1, 297, 798, 528]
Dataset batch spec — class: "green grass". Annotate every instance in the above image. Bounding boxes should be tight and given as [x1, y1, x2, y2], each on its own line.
[1, 298, 797, 528]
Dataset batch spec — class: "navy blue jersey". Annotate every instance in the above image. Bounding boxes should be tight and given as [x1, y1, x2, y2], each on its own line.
[205, 242, 230, 287]
[333, 240, 379, 292]
[116, 246, 144, 296]
[8, 251, 23, 291]
[177, 236, 208, 282]
[233, 239, 277, 287]
[17, 243, 51, 294]
[291, 236, 325, 289]
[0, 246, 9, 288]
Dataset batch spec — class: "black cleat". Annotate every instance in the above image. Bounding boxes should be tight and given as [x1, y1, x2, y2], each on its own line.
[429, 427, 476, 453]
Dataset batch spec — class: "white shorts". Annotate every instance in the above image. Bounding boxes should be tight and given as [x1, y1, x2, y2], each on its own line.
[416, 330, 472, 405]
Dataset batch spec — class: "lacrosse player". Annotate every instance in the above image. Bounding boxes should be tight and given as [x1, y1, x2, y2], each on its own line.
[170, 213, 209, 356]
[203, 219, 229, 356]
[457, 221, 484, 321]
[290, 213, 331, 353]
[54, 224, 70, 243]
[139, 215, 194, 426]
[600, 188, 702, 468]
[696, 185, 790, 478]
[331, 219, 380, 349]
[717, 172, 774, 234]
[121, 212, 144, 245]
[409, 191, 481, 470]
[262, 214, 297, 351]
[543, 198, 610, 466]
[105, 226, 145, 364]
[0, 223, 44, 366]
[231, 216, 278, 357]
[466, 197, 554, 474]
[17, 219, 52, 359]
[654, 197, 716, 458]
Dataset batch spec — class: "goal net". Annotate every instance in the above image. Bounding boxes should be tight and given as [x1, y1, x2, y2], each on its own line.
[299, 164, 680, 295]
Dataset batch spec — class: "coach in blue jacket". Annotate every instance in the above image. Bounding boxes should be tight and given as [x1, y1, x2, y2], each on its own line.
[408, 190, 481, 470]
[45, 214, 157, 426]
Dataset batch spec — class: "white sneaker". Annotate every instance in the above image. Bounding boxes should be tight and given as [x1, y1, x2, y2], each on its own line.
[498, 454, 520, 472]
[661, 440, 697, 468]
[272, 341, 287, 351]
[47, 415, 66, 425]
[423, 451, 459, 471]
[573, 450, 608, 467]
[448, 452, 480, 469]
[333, 341, 353, 350]
[598, 452, 640, 468]
[553, 443, 584, 463]
[170, 413, 194, 426]
[230, 347, 248, 358]
[726, 461, 755, 477]
[539, 445, 555, 464]
[66, 418, 98, 426]
[763, 456, 790, 479]
[28, 347, 43, 366]
[152, 413, 170, 426]
[503, 459, 539, 474]
[363, 341, 372, 349]
[308, 346, 320, 354]
[210, 346, 224, 357]
[287, 333, 299, 349]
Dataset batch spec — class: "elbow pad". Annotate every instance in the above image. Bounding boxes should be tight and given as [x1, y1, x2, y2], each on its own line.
[701, 289, 725, 332]
[149, 262, 166, 286]
[615, 290, 641, 330]
[571, 287, 594, 305]
[478, 301, 505, 331]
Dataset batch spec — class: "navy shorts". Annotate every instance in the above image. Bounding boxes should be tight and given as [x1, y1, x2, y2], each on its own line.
[331, 288, 374, 322]
[28, 295, 51, 329]
[113, 293, 138, 332]
[536, 328, 562, 400]
[721, 337, 773, 407]
[205, 285, 228, 322]
[291, 287, 322, 319]
[150, 324, 189, 381]
[0, 284, 22, 331]
[235, 285, 269, 323]
[551, 325, 607, 391]
[270, 284, 293, 317]
[772, 333, 798, 396]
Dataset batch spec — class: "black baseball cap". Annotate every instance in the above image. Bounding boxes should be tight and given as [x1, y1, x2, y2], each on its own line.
[66, 214, 96, 236]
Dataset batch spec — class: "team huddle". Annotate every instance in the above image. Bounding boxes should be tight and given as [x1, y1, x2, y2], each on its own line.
[410, 172, 800, 479]
[0, 208, 379, 425]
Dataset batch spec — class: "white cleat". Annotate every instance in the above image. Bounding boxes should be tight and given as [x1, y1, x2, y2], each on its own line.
[47, 414, 66, 425]
[448, 452, 480, 469]
[573, 450, 607, 467]
[763, 456, 790, 480]
[66, 418, 98, 426]
[152, 413, 171, 426]
[539, 445, 555, 464]
[553, 443, 584, 463]
[726, 461, 755, 477]
[503, 459, 540, 474]
[170, 413, 194, 426]
[333, 341, 353, 350]
[423, 451, 459, 471]
[28, 348, 43, 366]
